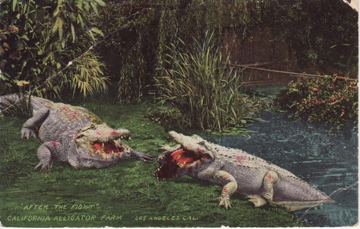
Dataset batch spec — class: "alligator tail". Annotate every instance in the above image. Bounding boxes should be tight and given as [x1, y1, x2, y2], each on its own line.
[273, 178, 334, 211]
[0, 93, 32, 116]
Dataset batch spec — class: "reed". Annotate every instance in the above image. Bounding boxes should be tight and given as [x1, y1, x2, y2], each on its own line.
[156, 32, 250, 131]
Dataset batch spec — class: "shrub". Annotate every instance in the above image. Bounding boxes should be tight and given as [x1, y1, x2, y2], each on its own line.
[0, 0, 107, 97]
[143, 106, 187, 129]
[275, 76, 358, 124]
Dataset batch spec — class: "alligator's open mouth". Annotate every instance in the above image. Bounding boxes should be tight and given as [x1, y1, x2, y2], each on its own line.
[155, 149, 210, 180]
[91, 139, 126, 159]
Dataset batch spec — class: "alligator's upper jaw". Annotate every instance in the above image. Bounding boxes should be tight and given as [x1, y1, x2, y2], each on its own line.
[91, 138, 127, 159]
[108, 130, 131, 141]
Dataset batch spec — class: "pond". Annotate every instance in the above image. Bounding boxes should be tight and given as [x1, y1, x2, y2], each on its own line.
[210, 111, 358, 227]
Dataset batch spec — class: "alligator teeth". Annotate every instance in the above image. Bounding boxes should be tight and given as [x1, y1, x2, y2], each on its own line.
[100, 153, 107, 159]
[114, 140, 121, 148]
[118, 135, 130, 140]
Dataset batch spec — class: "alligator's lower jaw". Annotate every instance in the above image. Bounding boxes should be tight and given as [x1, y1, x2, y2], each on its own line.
[154, 162, 179, 180]
[275, 199, 334, 211]
[155, 149, 205, 180]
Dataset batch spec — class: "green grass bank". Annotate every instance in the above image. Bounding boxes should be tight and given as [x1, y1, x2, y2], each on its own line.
[0, 98, 303, 227]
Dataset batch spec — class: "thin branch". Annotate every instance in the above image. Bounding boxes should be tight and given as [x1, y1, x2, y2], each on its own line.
[227, 63, 357, 81]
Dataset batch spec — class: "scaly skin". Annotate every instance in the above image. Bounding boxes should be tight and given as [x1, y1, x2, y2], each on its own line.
[0, 94, 154, 173]
[155, 131, 333, 211]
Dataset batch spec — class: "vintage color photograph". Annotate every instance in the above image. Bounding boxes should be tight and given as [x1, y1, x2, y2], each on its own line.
[0, 0, 358, 227]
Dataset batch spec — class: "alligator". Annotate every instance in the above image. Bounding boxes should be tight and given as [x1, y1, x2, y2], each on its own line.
[0, 94, 154, 172]
[155, 131, 333, 211]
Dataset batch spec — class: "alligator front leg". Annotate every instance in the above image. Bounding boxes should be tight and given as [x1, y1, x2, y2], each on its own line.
[198, 167, 238, 209]
[248, 171, 279, 207]
[34, 141, 60, 173]
[21, 108, 50, 139]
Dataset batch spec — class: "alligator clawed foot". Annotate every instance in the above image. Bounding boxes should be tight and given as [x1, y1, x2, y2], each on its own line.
[34, 162, 52, 174]
[21, 128, 37, 140]
[158, 145, 173, 152]
[247, 195, 268, 207]
[218, 197, 232, 209]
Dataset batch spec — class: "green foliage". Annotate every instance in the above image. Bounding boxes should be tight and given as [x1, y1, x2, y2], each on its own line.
[155, 33, 268, 131]
[2, 0, 356, 100]
[0, 0, 107, 96]
[67, 52, 108, 97]
[96, 1, 161, 101]
[96, 0, 357, 102]
[143, 99, 268, 134]
[143, 106, 186, 129]
[275, 77, 358, 125]
[260, 0, 358, 73]
[96, 0, 255, 101]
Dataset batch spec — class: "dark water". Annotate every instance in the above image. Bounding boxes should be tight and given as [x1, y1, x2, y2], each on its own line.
[210, 111, 358, 227]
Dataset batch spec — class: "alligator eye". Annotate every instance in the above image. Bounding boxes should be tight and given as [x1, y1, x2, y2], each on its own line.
[76, 134, 84, 139]
[90, 124, 96, 129]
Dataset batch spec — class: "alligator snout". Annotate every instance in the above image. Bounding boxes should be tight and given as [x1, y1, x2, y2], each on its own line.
[108, 128, 131, 141]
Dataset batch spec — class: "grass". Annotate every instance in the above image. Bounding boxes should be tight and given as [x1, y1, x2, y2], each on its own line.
[155, 32, 264, 131]
[0, 97, 304, 227]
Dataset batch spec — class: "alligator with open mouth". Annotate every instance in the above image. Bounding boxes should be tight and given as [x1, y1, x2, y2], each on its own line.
[155, 131, 333, 211]
[0, 94, 153, 173]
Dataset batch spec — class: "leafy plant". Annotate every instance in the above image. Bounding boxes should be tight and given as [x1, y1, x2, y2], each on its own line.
[275, 76, 358, 124]
[0, 0, 107, 97]
[155, 32, 268, 131]
[67, 52, 108, 97]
